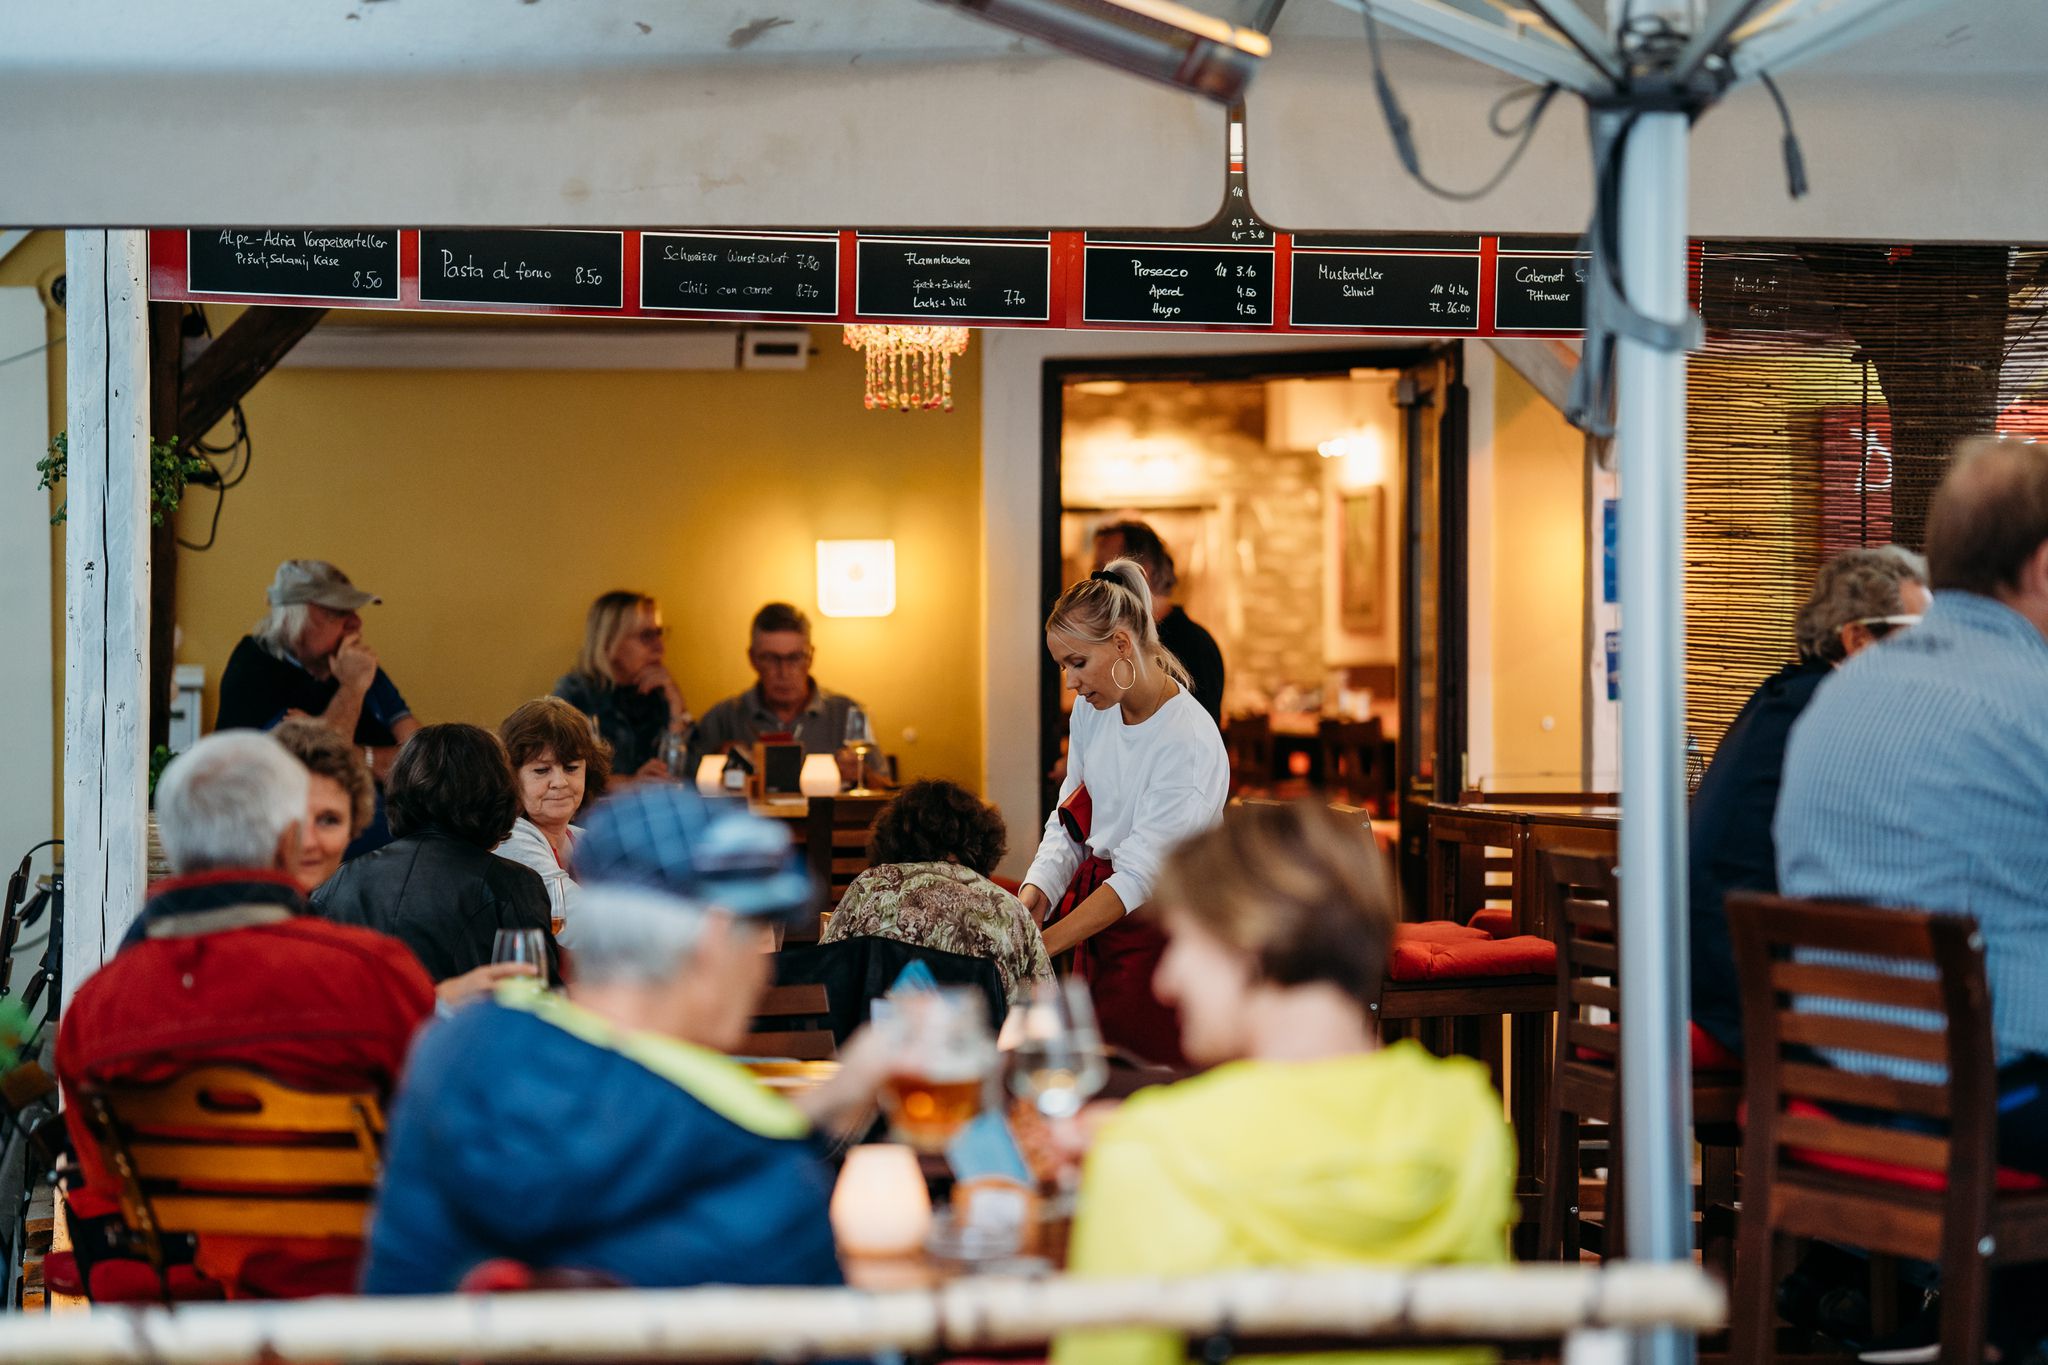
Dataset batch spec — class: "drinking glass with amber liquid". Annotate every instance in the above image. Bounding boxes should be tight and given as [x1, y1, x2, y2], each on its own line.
[875, 989, 996, 1152]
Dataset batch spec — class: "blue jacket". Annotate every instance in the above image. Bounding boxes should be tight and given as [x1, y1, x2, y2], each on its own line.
[1687, 658, 1828, 1056]
[362, 987, 843, 1293]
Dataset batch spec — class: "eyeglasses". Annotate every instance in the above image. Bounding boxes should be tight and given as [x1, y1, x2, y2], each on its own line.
[1851, 614, 1923, 640]
[751, 648, 814, 671]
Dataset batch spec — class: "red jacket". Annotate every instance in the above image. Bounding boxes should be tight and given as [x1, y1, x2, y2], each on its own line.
[56, 869, 435, 1297]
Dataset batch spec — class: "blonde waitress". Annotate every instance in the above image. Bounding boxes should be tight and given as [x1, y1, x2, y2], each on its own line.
[1018, 560, 1229, 1065]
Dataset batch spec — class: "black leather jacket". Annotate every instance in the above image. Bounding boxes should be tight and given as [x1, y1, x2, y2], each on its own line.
[312, 829, 557, 983]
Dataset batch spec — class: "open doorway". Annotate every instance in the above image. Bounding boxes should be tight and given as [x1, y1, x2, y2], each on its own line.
[1037, 345, 1465, 898]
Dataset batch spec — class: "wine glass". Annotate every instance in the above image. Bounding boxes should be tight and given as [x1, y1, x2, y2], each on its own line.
[875, 988, 996, 1153]
[1007, 978, 1107, 1213]
[492, 928, 548, 973]
[841, 705, 879, 794]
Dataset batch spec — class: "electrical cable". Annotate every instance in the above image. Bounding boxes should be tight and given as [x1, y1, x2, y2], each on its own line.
[1756, 70, 1809, 199]
[0, 336, 61, 370]
[1358, 0, 1562, 203]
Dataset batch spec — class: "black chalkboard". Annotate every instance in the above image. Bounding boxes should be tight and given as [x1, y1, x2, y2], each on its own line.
[187, 228, 399, 301]
[1291, 252, 1481, 331]
[1494, 253, 1588, 331]
[854, 238, 1051, 321]
[1082, 246, 1273, 326]
[1292, 233, 1482, 252]
[418, 230, 623, 309]
[1496, 235, 1583, 253]
[640, 233, 838, 315]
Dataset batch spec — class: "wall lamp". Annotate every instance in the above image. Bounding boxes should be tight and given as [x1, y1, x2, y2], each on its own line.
[926, 0, 1271, 104]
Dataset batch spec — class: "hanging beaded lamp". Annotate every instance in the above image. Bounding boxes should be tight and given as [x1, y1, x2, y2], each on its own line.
[841, 325, 971, 412]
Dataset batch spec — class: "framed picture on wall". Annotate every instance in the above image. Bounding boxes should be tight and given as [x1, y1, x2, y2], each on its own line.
[1339, 488, 1386, 632]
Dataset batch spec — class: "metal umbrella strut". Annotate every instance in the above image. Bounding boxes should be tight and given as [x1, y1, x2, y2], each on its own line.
[935, 2, 1959, 1362]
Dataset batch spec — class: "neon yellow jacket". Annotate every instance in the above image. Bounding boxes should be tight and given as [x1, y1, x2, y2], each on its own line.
[1053, 1040, 1516, 1365]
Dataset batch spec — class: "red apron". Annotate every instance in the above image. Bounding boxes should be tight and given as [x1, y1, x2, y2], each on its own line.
[1053, 789, 1185, 1067]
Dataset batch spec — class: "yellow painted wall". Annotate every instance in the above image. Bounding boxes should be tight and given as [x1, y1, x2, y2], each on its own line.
[1489, 363, 1586, 788]
[171, 320, 987, 789]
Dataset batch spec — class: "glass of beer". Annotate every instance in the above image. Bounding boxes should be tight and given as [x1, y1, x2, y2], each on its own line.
[876, 988, 996, 1152]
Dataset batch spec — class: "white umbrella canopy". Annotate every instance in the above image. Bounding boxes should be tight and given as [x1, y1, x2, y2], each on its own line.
[0, 0, 1225, 228]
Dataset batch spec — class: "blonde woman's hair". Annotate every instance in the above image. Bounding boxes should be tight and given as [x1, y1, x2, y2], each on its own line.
[1152, 802, 1397, 1012]
[1044, 558, 1191, 690]
[575, 590, 658, 685]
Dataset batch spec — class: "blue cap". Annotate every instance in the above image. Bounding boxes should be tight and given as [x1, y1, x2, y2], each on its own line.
[573, 785, 816, 923]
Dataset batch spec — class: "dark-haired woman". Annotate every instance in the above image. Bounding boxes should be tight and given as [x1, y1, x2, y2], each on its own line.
[1019, 560, 1228, 1066]
[822, 780, 1052, 1001]
[495, 697, 610, 946]
[313, 724, 558, 982]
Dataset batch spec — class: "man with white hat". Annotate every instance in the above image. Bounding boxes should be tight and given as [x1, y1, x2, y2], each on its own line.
[216, 559, 420, 784]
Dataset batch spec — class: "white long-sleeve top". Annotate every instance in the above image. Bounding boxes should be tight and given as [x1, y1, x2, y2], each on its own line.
[495, 817, 582, 946]
[1023, 688, 1229, 914]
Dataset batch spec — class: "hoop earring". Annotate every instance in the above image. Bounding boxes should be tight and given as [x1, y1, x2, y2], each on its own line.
[1111, 656, 1137, 692]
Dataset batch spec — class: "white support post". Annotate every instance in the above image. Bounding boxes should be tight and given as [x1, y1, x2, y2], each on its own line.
[62, 230, 153, 1003]
[1613, 108, 1697, 1365]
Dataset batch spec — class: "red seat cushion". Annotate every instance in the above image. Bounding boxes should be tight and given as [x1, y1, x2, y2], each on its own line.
[1395, 920, 1491, 944]
[1780, 1099, 2048, 1193]
[1572, 1022, 1742, 1069]
[85, 1260, 228, 1303]
[1387, 933, 1556, 982]
[1466, 909, 1515, 939]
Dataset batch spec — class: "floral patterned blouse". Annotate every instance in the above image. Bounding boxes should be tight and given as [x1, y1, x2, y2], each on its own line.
[823, 861, 1054, 1002]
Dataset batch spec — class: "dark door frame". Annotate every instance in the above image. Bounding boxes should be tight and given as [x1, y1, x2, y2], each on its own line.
[1036, 344, 1457, 825]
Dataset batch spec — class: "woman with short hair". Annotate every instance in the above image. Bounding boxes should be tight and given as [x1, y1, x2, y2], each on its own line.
[313, 724, 557, 982]
[1054, 803, 1515, 1365]
[822, 780, 1052, 1001]
[495, 697, 611, 945]
[553, 591, 691, 783]
[270, 718, 375, 894]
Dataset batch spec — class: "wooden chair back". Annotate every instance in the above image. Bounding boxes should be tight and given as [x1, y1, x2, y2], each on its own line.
[1319, 717, 1387, 811]
[745, 983, 836, 1060]
[803, 793, 892, 912]
[1544, 848, 1622, 1081]
[79, 1067, 385, 1265]
[1221, 714, 1274, 795]
[1728, 894, 1989, 1206]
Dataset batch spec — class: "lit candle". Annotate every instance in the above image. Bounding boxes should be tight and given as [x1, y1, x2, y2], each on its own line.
[800, 752, 841, 798]
[830, 1143, 932, 1258]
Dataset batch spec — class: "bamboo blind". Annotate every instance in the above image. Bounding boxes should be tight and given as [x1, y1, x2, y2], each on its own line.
[1684, 243, 2048, 754]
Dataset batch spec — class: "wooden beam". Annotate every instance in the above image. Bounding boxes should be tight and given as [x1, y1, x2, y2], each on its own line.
[147, 303, 184, 751]
[176, 304, 325, 448]
[63, 230, 152, 1001]
[1484, 338, 1580, 415]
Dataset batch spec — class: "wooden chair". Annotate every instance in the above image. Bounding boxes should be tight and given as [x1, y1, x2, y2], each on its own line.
[1538, 851, 1743, 1277]
[77, 1067, 385, 1274]
[1221, 714, 1275, 796]
[743, 982, 836, 1060]
[802, 793, 892, 915]
[1729, 895, 2048, 1365]
[1319, 717, 1388, 815]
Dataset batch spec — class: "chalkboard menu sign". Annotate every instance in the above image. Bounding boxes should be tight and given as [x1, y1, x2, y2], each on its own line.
[1293, 233, 1483, 252]
[418, 230, 623, 309]
[640, 232, 838, 315]
[1291, 251, 1481, 331]
[1699, 249, 1837, 338]
[1083, 246, 1273, 326]
[853, 236, 1051, 321]
[1494, 252, 1588, 331]
[187, 228, 399, 301]
[1497, 235, 1583, 253]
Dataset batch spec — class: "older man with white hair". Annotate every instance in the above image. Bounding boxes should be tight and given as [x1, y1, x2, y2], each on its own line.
[362, 784, 889, 1294]
[55, 731, 439, 1301]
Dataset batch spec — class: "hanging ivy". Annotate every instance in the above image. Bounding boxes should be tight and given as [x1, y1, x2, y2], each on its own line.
[36, 431, 210, 528]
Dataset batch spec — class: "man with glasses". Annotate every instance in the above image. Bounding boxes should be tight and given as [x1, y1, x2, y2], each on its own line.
[1688, 543, 1929, 1061]
[689, 602, 866, 774]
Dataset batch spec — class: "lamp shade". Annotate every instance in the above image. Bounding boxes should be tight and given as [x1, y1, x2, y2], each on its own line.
[829, 1143, 931, 1258]
[817, 539, 896, 618]
[800, 752, 841, 798]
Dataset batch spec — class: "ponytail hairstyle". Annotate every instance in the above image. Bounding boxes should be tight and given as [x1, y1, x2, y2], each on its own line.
[1045, 558, 1191, 690]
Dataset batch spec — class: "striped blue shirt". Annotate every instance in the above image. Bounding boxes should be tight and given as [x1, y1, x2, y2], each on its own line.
[1775, 591, 2048, 1077]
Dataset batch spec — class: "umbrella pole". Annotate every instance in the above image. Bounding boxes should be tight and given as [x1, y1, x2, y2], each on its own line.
[1613, 108, 1697, 1365]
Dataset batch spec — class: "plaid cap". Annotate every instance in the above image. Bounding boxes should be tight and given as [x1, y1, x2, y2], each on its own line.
[267, 559, 381, 611]
[573, 784, 816, 923]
